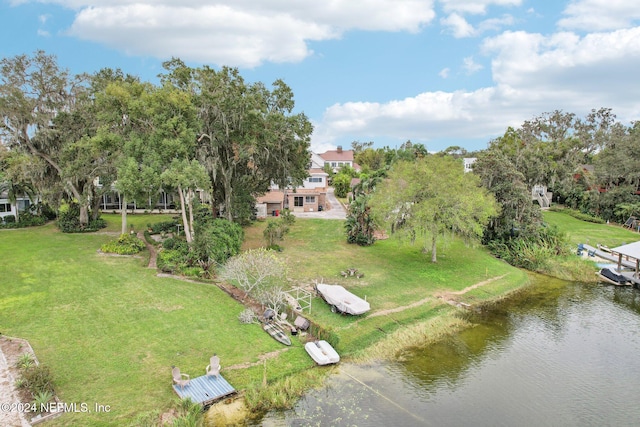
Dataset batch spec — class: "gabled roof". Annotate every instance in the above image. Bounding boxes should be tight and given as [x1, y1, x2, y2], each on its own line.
[320, 149, 354, 162]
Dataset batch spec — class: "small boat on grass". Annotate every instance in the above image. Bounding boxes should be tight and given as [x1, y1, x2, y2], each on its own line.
[263, 322, 292, 346]
[596, 268, 631, 286]
[305, 340, 340, 365]
[315, 283, 370, 315]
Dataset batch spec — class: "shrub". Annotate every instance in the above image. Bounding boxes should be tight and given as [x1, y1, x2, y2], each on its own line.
[101, 234, 146, 255]
[238, 309, 257, 324]
[17, 211, 46, 227]
[157, 249, 189, 273]
[57, 203, 107, 233]
[280, 209, 295, 225]
[149, 219, 179, 234]
[32, 390, 54, 413]
[263, 219, 289, 248]
[4, 214, 16, 223]
[21, 364, 55, 395]
[488, 224, 569, 271]
[193, 219, 244, 264]
[16, 353, 34, 370]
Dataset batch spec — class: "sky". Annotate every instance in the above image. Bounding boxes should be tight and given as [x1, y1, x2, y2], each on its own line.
[2, 0, 640, 153]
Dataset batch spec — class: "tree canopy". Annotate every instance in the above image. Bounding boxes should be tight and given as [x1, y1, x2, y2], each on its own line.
[370, 156, 498, 262]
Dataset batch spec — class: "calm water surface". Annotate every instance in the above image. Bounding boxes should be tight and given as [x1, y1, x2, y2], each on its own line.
[259, 277, 640, 426]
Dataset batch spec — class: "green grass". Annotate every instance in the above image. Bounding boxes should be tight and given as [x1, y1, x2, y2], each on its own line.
[1, 216, 531, 424]
[0, 223, 292, 425]
[246, 219, 528, 356]
[543, 211, 640, 247]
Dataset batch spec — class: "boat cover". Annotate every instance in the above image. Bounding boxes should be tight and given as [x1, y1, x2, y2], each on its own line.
[316, 284, 370, 315]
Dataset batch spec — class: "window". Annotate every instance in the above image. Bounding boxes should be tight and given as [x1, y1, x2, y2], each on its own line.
[305, 196, 315, 203]
[294, 196, 303, 207]
[308, 177, 323, 183]
[0, 203, 10, 213]
[331, 162, 337, 167]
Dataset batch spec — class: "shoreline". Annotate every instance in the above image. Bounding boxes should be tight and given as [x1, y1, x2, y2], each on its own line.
[206, 270, 533, 424]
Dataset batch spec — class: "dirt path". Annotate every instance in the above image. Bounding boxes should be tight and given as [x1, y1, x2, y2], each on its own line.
[369, 297, 432, 318]
[368, 274, 508, 318]
[138, 232, 157, 269]
[223, 348, 291, 370]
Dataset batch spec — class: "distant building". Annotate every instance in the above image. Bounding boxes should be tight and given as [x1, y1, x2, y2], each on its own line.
[255, 151, 330, 217]
[0, 189, 35, 221]
[463, 157, 477, 173]
[320, 146, 356, 172]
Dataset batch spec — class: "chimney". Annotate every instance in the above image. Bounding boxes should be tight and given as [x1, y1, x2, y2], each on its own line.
[337, 145, 342, 153]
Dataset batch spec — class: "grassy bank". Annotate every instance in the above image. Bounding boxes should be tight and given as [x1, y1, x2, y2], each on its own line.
[541, 211, 640, 282]
[1, 215, 530, 425]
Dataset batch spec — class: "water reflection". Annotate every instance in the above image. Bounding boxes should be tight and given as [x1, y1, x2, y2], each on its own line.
[259, 278, 640, 426]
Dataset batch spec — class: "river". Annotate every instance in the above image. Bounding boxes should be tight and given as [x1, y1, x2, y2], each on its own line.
[257, 277, 640, 426]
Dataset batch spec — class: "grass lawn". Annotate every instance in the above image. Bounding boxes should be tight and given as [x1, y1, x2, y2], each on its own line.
[0, 222, 293, 425]
[543, 211, 640, 247]
[245, 218, 529, 356]
[1, 215, 529, 425]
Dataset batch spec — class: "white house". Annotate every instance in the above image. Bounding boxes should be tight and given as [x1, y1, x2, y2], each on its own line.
[0, 191, 34, 222]
[320, 146, 356, 172]
[463, 157, 477, 173]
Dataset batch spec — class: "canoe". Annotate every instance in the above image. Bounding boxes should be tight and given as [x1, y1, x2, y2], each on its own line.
[263, 322, 292, 346]
[305, 340, 340, 365]
[315, 283, 370, 315]
[596, 268, 631, 286]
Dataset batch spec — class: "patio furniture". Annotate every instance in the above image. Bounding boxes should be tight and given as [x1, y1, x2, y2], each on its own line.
[206, 355, 221, 378]
[172, 366, 190, 390]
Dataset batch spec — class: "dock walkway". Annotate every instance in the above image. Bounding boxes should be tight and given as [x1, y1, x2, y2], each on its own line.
[172, 373, 236, 406]
[580, 244, 637, 269]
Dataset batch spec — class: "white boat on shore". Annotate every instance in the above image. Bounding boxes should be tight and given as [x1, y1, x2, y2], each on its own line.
[305, 340, 340, 365]
[315, 283, 370, 315]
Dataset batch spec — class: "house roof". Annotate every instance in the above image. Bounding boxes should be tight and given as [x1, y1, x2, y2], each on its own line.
[309, 168, 328, 175]
[256, 190, 285, 204]
[611, 241, 640, 262]
[320, 149, 354, 161]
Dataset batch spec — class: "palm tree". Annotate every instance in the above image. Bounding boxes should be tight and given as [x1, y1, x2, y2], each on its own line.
[0, 179, 36, 222]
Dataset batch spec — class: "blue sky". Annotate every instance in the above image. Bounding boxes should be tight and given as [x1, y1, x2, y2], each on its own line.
[2, 0, 640, 153]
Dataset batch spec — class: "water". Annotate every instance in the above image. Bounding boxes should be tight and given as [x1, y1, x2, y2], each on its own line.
[259, 278, 640, 426]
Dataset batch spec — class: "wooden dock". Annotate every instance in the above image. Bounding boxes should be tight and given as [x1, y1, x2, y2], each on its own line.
[172, 374, 236, 406]
[580, 244, 637, 269]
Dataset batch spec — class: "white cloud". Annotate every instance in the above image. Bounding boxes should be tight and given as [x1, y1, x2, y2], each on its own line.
[439, 0, 522, 15]
[439, 68, 450, 78]
[462, 56, 483, 74]
[37, 29, 51, 37]
[14, 0, 437, 67]
[441, 12, 514, 38]
[313, 26, 640, 150]
[559, 0, 640, 31]
[441, 13, 476, 38]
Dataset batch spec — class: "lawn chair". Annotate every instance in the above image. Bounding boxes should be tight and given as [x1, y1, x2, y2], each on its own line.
[206, 355, 221, 379]
[172, 366, 190, 390]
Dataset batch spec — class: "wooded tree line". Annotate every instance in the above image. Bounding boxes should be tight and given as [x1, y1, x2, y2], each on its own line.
[0, 51, 312, 239]
[345, 108, 640, 266]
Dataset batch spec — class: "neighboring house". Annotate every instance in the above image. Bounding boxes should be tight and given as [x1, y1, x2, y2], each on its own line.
[532, 184, 553, 208]
[0, 190, 34, 221]
[255, 152, 330, 217]
[320, 146, 356, 172]
[463, 157, 477, 173]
